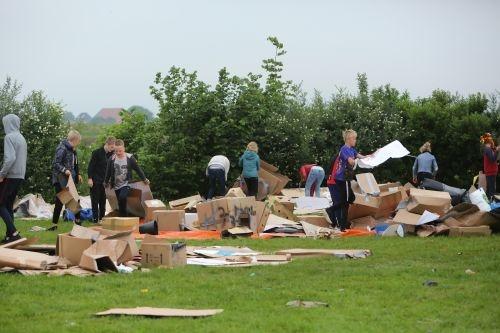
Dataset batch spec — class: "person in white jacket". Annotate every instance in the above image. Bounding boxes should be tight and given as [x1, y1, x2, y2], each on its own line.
[206, 155, 230, 199]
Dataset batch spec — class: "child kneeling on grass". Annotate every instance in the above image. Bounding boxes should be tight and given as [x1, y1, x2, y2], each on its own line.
[104, 139, 149, 217]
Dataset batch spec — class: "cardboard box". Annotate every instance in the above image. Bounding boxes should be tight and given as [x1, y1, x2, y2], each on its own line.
[196, 198, 232, 230]
[296, 215, 330, 228]
[227, 197, 258, 229]
[267, 197, 297, 221]
[350, 216, 376, 230]
[79, 239, 129, 272]
[442, 203, 499, 229]
[101, 217, 140, 231]
[105, 181, 153, 217]
[225, 187, 246, 198]
[141, 235, 187, 268]
[56, 176, 79, 204]
[449, 226, 491, 237]
[154, 210, 185, 231]
[393, 209, 422, 226]
[0, 248, 59, 270]
[253, 201, 270, 233]
[56, 233, 93, 266]
[144, 199, 167, 222]
[259, 160, 290, 195]
[407, 188, 451, 216]
[356, 173, 381, 195]
[169, 194, 202, 210]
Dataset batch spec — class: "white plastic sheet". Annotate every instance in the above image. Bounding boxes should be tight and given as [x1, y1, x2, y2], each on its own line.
[357, 140, 410, 169]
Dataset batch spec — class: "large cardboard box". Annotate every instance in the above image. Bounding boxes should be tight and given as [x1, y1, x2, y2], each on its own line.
[105, 181, 153, 217]
[101, 217, 139, 231]
[141, 236, 186, 268]
[154, 210, 185, 231]
[56, 234, 93, 266]
[258, 160, 290, 195]
[56, 176, 81, 213]
[144, 199, 167, 222]
[227, 197, 258, 229]
[273, 196, 295, 212]
[407, 188, 451, 216]
[196, 198, 232, 231]
[449, 226, 491, 237]
[79, 239, 130, 272]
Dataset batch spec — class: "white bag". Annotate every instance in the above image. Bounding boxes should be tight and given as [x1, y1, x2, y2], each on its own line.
[469, 188, 491, 212]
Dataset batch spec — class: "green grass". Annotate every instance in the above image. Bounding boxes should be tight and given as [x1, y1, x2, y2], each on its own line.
[1, 219, 499, 333]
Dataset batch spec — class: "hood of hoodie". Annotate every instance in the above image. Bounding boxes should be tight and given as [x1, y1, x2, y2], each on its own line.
[243, 150, 258, 160]
[2, 114, 20, 135]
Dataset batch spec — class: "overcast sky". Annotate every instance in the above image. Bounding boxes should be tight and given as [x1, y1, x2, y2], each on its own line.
[1, 0, 499, 116]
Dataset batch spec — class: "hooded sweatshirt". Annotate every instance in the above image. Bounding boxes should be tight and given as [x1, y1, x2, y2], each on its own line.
[0, 114, 27, 179]
[239, 150, 260, 178]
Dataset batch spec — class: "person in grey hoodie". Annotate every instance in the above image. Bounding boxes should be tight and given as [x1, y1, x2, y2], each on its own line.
[412, 142, 438, 185]
[238, 141, 260, 197]
[0, 114, 27, 244]
[206, 155, 230, 199]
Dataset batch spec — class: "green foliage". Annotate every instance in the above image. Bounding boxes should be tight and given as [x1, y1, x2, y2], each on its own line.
[98, 37, 499, 202]
[0, 78, 68, 200]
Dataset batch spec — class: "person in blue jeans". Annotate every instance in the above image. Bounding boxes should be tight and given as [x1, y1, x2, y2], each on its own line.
[326, 130, 368, 231]
[239, 142, 260, 197]
[305, 165, 325, 197]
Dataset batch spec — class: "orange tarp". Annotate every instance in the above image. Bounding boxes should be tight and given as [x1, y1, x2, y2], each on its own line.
[133, 230, 221, 240]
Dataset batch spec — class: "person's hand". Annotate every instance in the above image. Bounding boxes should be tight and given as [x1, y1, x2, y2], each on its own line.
[88, 178, 93, 187]
[64, 170, 71, 177]
[78, 175, 83, 183]
[143, 178, 150, 185]
[412, 177, 417, 184]
[0, 177, 4, 183]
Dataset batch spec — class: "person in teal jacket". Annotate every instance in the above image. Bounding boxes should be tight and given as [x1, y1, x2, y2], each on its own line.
[239, 141, 260, 197]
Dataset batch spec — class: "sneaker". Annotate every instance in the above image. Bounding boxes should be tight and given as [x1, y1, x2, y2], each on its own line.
[47, 224, 58, 231]
[1, 233, 22, 244]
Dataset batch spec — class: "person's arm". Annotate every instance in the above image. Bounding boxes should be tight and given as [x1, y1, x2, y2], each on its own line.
[432, 158, 438, 176]
[485, 147, 496, 162]
[87, 150, 96, 179]
[412, 158, 418, 178]
[53, 146, 69, 176]
[356, 153, 366, 159]
[104, 158, 112, 186]
[256, 156, 260, 171]
[130, 157, 147, 182]
[0, 137, 16, 179]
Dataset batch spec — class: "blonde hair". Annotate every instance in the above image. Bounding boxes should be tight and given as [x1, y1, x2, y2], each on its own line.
[105, 136, 116, 144]
[247, 141, 258, 152]
[342, 129, 357, 142]
[67, 130, 81, 143]
[420, 142, 431, 153]
[115, 139, 125, 147]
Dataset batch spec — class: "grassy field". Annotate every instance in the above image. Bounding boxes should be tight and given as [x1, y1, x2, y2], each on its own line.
[1, 219, 499, 333]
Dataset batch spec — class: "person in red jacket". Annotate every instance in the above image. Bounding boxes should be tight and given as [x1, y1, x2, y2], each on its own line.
[299, 164, 325, 197]
[480, 133, 499, 200]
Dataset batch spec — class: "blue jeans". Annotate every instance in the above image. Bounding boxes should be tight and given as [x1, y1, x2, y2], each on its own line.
[305, 167, 325, 197]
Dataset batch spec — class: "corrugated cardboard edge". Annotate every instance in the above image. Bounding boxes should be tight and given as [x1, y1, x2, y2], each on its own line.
[95, 307, 223, 317]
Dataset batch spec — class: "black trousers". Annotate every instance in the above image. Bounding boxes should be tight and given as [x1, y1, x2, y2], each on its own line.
[115, 186, 130, 217]
[326, 180, 355, 231]
[245, 177, 259, 197]
[0, 178, 23, 236]
[486, 175, 497, 200]
[207, 167, 226, 199]
[90, 183, 106, 222]
[52, 182, 80, 224]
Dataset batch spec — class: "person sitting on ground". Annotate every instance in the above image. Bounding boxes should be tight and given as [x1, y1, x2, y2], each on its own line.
[325, 129, 368, 232]
[206, 155, 230, 199]
[104, 139, 149, 217]
[0, 114, 27, 244]
[412, 142, 438, 186]
[51, 129, 82, 228]
[88, 136, 116, 223]
[299, 163, 325, 198]
[239, 142, 260, 197]
[480, 133, 499, 201]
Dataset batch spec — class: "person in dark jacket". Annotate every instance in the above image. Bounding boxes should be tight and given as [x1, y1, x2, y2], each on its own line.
[88, 136, 115, 223]
[51, 130, 82, 227]
[0, 114, 27, 244]
[239, 141, 260, 197]
[104, 139, 149, 217]
[480, 133, 499, 200]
